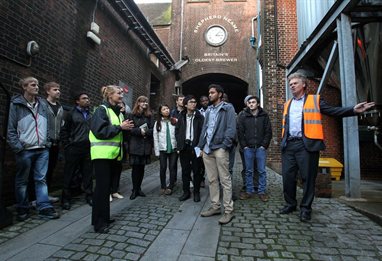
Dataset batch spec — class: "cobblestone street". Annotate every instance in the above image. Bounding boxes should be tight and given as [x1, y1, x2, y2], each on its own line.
[1, 156, 382, 260]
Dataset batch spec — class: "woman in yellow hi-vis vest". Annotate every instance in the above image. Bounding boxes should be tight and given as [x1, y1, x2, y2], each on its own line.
[89, 85, 134, 233]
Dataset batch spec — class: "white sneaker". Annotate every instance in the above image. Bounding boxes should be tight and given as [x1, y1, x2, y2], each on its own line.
[110, 195, 113, 202]
[112, 193, 124, 199]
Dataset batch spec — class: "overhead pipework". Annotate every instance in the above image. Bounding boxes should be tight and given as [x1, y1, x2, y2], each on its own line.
[110, 0, 175, 70]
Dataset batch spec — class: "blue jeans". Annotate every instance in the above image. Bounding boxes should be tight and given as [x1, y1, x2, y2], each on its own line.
[244, 147, 267, 194]
[15, 148, 52, 212]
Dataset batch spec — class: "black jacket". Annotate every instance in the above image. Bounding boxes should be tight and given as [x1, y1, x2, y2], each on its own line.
[237, 107, 272, 149]
[281, 95, 355, 152]
[126, 112, 154, 156]
[90, 102, 123, 140]
[61, 106, 92, 149]
[175, 110, 204, 151]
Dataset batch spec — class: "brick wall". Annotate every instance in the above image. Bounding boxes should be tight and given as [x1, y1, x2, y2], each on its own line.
[260, 0, 299, 172]
[0, 0, 175, 205]
[179, 0, 258, 94]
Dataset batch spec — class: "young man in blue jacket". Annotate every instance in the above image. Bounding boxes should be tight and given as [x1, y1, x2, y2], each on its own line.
[197, 84, 237, 225]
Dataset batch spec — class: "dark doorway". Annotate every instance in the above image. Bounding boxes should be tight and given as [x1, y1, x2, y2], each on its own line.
[150, 74, 161, 110]
[182, 73, 248, 112]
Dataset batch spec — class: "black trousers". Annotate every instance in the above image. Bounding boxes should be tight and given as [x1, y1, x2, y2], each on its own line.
[131, 164, 145, 192]
[111, 161, 123, 194]
[159, 151, 178, 189]
[281, 140, 319, 213]
[62, 146, 93, 200]
[179, 146, 201, 194]
[46, 144, 59, 191]
[92, 159, 120, 231]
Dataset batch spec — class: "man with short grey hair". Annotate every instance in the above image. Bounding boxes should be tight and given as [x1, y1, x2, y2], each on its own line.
[280, 71, 375, 222]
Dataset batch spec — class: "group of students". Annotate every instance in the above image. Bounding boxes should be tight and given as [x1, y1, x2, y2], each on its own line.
[9, 74, 374, 233]
[7, 77, 271, 231]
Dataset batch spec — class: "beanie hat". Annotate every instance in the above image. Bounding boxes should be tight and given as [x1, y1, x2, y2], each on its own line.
[244, 95, 254, 104]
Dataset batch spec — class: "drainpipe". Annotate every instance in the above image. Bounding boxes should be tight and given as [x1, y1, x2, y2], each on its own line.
[250, 16, 258, 48]
[274, 0, 287, 69]
[368, 126, 382, 151]
[179, 0, 184, 59]
[176, 0, 185, 94]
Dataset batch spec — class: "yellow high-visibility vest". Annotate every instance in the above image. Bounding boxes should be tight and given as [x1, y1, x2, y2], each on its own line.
[89, 105, 124, 160]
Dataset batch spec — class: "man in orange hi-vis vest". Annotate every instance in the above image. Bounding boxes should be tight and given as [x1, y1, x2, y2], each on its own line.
[279, 71, 375, 222]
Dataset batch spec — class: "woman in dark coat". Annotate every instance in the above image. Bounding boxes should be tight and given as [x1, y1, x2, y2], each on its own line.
[90, 85, 134, 233]
[126, 96, 154, 200]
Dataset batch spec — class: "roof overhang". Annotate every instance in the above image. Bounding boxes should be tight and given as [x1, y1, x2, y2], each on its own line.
[109, 0, 175, 70]
[287, 0, 382, 75]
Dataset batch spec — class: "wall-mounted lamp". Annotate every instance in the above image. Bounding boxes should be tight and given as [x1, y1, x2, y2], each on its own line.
[26, 41, 39, 56]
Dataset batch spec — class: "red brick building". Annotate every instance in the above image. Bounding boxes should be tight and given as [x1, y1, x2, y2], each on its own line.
[0, 0, 177, 205]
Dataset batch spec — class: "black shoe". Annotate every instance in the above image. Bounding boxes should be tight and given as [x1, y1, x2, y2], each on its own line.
[39, 207, 60, 219]
[179, 193, 191, 201]
[279, 206, 297, 214]
[130, 190, 137, 200]
[95, 225, 109, 233]
[61, 201, 71, 210]
[85, 196, 93, 206]
[107, 219, 115, 225]
[16, 212, 30, 222]
[137, 189, 146, 197]
[300, 211, 311, 222]
[194, 192, 201, 202]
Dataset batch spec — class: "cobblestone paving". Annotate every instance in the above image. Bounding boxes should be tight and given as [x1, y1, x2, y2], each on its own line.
[46, 195, 182, 261]
[0, 191, 89, 245]
[2, 154, 382, 260]
[217, 168, 382, 261]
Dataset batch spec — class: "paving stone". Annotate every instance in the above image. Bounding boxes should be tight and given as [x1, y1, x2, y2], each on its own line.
[71, 252, 87, 260]
[114, 242, 129, 250]
[3, 160, 382, 261]
[52, 250, 75, 258]
[83, 253, 100, 261]
[124, 252, 141, 260]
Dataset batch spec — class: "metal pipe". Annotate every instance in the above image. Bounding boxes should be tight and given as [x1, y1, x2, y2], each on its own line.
[274, 0, 286, 69]
[374, 131, 382, 151]
[368, 126, 382, 151]
[250, 16, 258, 48]
[179, 0, 185, 60]
[0, 54, 32, 68]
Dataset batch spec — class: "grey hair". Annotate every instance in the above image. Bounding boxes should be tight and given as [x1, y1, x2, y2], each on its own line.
[288, 71, 307, 88]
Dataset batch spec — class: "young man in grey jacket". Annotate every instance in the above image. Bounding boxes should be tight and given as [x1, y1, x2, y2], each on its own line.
[197, 84, 237, 225]
[41, 82, 64, 202]
[7, 77, 59, 221]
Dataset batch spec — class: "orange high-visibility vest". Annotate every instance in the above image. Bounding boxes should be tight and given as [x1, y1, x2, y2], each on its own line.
[282, 95, 324, 140]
